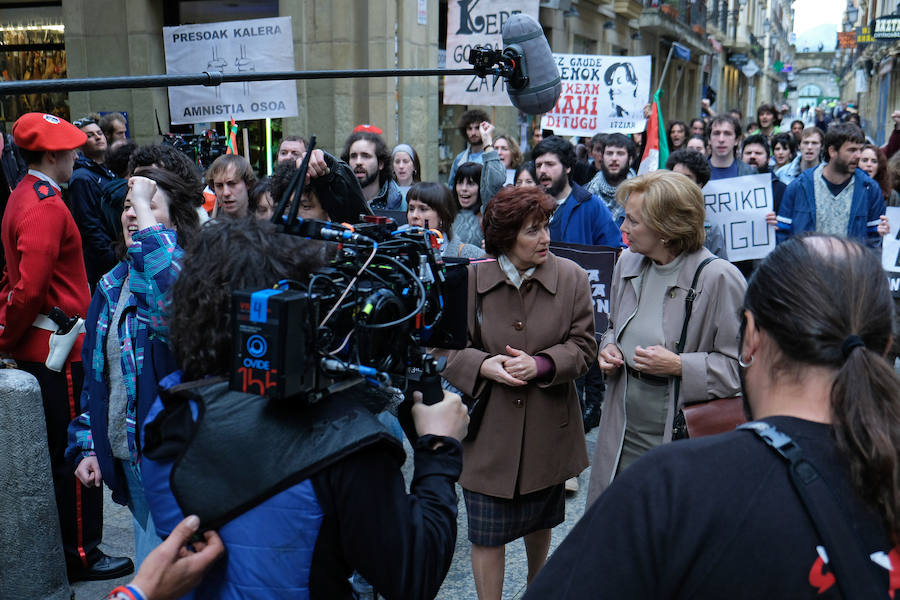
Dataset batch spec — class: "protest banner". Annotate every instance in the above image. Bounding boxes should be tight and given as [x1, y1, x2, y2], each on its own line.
[163, 17, 298, 125]
[541, 54, 652, 136]
[881, 206, 900, 298]
[443, 0, 539, 107]
[701, 174, 776, 262]
[549, 242, 618, 335]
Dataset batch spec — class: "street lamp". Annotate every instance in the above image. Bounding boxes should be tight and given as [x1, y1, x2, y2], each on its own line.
[847, 5, 859, 24]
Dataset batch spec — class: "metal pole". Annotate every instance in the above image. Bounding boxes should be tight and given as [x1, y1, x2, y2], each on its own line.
[654, 45, 676, 95]
[0, 68, 477, 96]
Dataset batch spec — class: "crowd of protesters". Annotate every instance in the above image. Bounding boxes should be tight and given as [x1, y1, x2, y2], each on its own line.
[4, 97, 900, 600]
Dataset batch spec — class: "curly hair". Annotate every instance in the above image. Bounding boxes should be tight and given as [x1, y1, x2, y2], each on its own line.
[170, 218, 330, 380]
[128, 144, 203, 204]
[483, 186, 555, 257]
[666, 149, 712, 187]
[532, 136, 576, 172]
[457, 109, 490, 139]
[341, 131, 391, 188]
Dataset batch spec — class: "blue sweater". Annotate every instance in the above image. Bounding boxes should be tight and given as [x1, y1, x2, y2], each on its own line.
[776, 166, 885, 248]
[549, 182, 624, 247]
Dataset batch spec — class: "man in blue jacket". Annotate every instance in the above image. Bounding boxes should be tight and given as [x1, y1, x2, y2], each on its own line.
[776, 122, 887, 249]
[534, 136, 623, 248]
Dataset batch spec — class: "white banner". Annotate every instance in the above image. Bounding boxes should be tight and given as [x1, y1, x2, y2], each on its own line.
[881, 206, 900, 297]
[163, 17, 298, 125]
[701, 174, 776, 262]
[541, 54, 652, 135]
[444, 0, 539, 107]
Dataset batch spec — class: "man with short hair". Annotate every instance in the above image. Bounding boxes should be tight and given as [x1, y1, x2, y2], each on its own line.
[0, 113, 133, 582]
[98, 112, 128, 145]
[69, 115, 118, 289]
[749, 103, 780, 140]
[447, 109, 490, 186]
[534, 136, 622, 247]
[776, 126, 824, 185]
[572, 133, 605, 185]
[205, 154, 257, 218]
[775, 122, 886, 248]
[341, 130, 404, 210]
[585, 133, 636, 224]
[741, 134, 787, 213]
[707, 115, 757, 180]
[276, 135, 307, 165]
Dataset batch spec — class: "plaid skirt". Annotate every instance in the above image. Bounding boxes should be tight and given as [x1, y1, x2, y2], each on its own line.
[463, 484, 565, 547]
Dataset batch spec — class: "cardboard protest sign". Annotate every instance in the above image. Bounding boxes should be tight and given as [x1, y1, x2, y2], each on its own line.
[164, 17, 298, 125]
[541, 54, 652, 135]
[549, 242, 618, 335]
[881, 206, 900, 298]
[444, 0, 539, 107]
[701, 174, 776, 262]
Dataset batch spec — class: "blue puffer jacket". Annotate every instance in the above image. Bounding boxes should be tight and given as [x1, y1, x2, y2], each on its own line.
[549, 181, 624, 247]
[775, 166, 885, 249]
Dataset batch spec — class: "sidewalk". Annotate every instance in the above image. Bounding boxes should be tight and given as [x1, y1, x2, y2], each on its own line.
[74, 428, 599, 599]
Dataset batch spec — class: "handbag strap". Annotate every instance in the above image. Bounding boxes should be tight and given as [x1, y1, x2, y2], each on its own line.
[738, 421, 884, 599]
[672, 256, 718, 404]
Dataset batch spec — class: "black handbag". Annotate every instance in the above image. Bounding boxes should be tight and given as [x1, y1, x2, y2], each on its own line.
[672, 257, 745, 440]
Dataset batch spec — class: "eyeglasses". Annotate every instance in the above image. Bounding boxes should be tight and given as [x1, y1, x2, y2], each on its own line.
[72, 118, 97, 128]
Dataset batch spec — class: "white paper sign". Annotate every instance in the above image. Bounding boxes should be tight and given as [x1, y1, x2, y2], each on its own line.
[881, 207, 900, 297]
[163, 17, 298, 125]
[701, 174, 776, 262]
[444, 0, 539, 107]
[541, 54, 652, 135]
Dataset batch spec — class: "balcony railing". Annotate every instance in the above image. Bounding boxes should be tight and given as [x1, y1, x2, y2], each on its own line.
[645, 0, 708, 32]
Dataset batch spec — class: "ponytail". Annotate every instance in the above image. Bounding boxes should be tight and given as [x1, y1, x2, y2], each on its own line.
[831, 346, 900, 542]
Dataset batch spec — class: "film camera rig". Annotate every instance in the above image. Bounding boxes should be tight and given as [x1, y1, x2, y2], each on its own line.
[229, 136, 467, 407]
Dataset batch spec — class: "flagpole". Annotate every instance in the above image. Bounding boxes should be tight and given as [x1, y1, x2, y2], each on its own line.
[654, 45, 676, 95]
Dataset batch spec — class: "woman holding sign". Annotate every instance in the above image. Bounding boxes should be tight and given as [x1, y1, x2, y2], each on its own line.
[586, 171, 746, 507]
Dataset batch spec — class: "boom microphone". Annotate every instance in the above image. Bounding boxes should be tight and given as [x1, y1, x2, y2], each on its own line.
[502, 14, 561, 115]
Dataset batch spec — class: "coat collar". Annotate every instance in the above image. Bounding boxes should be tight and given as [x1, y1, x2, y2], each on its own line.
[476, 253, 559, 295]
[619, 246, 715, 290]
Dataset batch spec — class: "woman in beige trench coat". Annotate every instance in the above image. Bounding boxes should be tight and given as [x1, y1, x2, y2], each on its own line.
[586, 171, 746, 508]
[435, 186, 597, 600]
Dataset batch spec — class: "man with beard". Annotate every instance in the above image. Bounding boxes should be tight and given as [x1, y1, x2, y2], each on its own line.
[447, 109, 490, 186]
[340, 130, 404, 210]
[534, 136, 622, 248]
[69, 115, 118, 290]
[585, 133, 635, 224]
[775, 122, 887, 249]
[741, 134, 786, 213]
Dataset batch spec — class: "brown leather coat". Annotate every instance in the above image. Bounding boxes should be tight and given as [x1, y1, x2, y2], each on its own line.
[434, 253, 597, 499]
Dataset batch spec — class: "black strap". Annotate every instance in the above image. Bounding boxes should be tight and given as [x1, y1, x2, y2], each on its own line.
[739, 421, 883, 599]
[672, 256, 717, 404]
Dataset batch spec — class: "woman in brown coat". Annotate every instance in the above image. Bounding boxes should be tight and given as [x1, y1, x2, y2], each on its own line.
[435, 186, 597, 600]
[586, 171, 746, 508]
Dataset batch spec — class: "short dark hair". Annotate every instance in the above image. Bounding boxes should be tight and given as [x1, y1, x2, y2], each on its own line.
[603, 133, 637, 160]
[451, 162, 482, 210]
[482, 186, 556, 256]
[532, 135, 576, 172]
[105, 140, 137, 178]
[756, 103, 778, 121]
[514, 161, 537, 184]
[823, 122, 866, 161]
[170, 218, 329, 380]
[709, 114, 742, 139]
[666, 149, 712, 187]
[772, 132, 797, 155]
[742, 134, 771, 158]
[589, 133, 606, 153]
[791, 119, 805, 131]
[128, 144, 203, 197]
[407, 181, 457, 238]
[457, 109, 490, 139]
[604, 62, 637, 88]
[689, 118, 707, 138]
[340, 130, 390, 188]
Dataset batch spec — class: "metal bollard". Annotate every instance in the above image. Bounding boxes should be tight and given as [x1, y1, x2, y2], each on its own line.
[0, 368, 71, 599]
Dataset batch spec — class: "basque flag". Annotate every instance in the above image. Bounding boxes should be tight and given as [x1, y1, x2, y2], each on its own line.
[638, 89, 668, 174]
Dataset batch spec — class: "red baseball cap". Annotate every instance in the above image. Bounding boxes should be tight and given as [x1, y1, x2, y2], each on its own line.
[13, 113, 87, 151]
[353, 124, 383, 135]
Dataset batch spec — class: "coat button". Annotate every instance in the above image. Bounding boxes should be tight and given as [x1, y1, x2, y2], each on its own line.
[513, 320, 524, 330]
[514, 398, 523, 407]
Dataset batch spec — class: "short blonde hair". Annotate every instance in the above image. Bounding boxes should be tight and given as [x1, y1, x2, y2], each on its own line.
[615, 170, 706, 254]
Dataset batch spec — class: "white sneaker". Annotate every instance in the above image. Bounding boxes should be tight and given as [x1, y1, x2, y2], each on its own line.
[565, 477, 579, 493]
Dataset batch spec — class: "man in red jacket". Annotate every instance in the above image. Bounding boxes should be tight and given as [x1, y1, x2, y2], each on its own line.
[0, 112, 133, 582]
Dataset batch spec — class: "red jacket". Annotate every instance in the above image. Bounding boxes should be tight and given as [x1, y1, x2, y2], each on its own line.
[0, 173, 90, 362]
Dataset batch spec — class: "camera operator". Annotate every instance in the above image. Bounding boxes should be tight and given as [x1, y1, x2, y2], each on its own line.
[139, 217, 469, 599]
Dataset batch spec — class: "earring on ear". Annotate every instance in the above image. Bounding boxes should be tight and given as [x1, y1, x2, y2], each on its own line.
[738, 354, 754, 368]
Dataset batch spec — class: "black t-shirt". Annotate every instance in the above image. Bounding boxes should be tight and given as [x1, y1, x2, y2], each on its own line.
[525, 416, 899, 599]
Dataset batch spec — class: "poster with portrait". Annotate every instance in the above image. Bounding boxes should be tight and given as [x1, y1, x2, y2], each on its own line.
[444, 0, 539, 107]
[541, 54, 652, 136]
[163, 17, 298, 125]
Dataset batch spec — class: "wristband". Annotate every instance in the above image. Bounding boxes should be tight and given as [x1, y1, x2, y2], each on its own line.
[108, 585, 147, 600]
